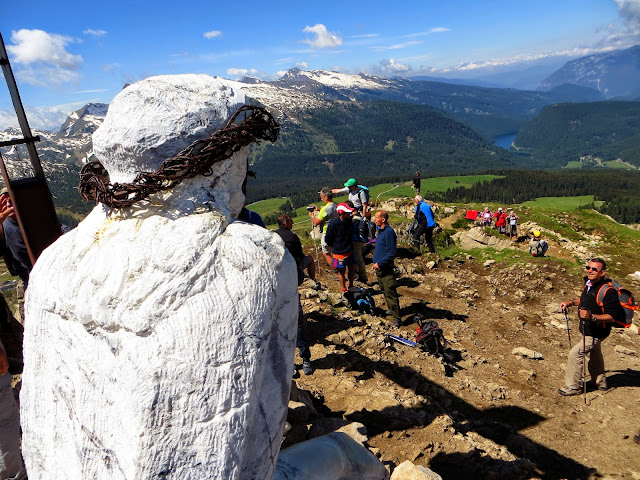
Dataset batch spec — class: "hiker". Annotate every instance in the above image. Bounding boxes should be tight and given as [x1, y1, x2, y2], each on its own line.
[507, 210, 519, 239]
[238, 205, 266, 228]
[310, 188, 338, 267]
[0, 189, 31, 288]
[324, 203, 356, 293]
[412, 195, 436, 253]
[0, 298, 26, 479]
[332, 178, 370, 218]
[480, 207, 492, 227]
[372, 210, 402, 327]
[529, 230, 549, 257]
[275, 214, 315, 283]
[494, 207, 507, 234]
[558, 258, 624, 396]
[348, 202, 369, 283]
[412, 171, 421, 194]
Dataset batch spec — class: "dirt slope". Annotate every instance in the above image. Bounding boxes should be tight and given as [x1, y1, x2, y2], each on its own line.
[293, 237, 640, 479]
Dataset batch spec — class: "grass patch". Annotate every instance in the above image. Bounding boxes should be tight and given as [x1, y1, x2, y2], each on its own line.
[521, 195, 599, 210]
[246, 197, 289, 217]
[564, 161, 583, 169]
[603, 159, 637, 170]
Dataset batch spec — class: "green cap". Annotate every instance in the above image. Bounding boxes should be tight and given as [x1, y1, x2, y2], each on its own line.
[344, 178, 357, 187]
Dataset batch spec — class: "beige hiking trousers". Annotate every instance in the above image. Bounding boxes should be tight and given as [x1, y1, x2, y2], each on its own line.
[564, 335, 606, 390]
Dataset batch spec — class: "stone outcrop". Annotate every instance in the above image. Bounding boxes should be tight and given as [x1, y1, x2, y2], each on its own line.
[21, 75, 298, 479]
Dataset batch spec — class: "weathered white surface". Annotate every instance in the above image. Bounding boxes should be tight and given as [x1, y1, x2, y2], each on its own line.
[274, 433, 388, 480]
[92, 74, 246, 184]
[21, 75, 298, 480]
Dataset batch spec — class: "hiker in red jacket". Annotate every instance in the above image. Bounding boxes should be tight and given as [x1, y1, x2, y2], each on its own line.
[494, 207, 507, 234]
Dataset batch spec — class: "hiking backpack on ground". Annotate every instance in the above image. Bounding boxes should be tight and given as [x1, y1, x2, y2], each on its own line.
[344, 287, 376, 315]
[595, 280, 638, 328]
[415, 318, 448, 357]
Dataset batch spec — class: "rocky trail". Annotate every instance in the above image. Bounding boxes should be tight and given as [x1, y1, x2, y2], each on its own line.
[286, 218, 640, 479]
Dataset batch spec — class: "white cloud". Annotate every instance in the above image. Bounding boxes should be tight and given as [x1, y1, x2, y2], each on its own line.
[8, 29, 82, 68]
[0, 101, 88, 131]
[6, 29, 82, 87]
[351, 33, 379, 38]
[226, 67, 263, 78]
[204, 30, 223, 39]
[372, 40, 421, 52]
[614, 0, 640, 39]
[275, 70, 288, 78]
[407, 27, 451, 37]
[302, 24, 342, 48]
[373, 58, 412, 75]
[14, 64, 80, 86]
[294, 61, 309, 69]
[83, 29, 107, 37]
[450, 46, 620, 72]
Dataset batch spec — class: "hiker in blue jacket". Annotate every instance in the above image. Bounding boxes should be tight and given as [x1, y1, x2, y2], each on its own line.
[412, 195, 436, 253]
[372, 210, 402, 327]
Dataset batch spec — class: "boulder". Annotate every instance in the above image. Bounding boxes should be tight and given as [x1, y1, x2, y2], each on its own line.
[21, 75, 298, 480]
[390, 460, 443, 480]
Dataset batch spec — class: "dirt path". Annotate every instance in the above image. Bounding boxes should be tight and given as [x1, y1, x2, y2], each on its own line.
[294, 247, 640, 479]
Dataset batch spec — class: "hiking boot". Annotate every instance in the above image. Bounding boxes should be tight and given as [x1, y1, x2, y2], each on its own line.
[393, 317, 402, 327]
[557, 386, 582, 396]
[302, 360, 314, 375]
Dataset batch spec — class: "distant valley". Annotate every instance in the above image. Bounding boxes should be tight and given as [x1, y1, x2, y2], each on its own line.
[0, 45, 639, 211]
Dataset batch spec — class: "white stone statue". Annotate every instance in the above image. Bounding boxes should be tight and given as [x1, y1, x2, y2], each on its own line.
[20, 74, 298, 479]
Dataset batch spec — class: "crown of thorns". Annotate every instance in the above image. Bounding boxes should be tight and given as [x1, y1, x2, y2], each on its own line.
[78, 105, 279, 209]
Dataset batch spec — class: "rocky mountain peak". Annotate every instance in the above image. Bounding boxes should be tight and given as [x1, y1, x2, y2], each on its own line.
[538, 44, 640, 98]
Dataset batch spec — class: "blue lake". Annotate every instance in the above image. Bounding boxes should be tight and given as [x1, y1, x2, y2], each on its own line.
[494, 132, 518, 149]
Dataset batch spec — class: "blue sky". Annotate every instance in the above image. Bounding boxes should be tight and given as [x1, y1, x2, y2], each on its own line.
[1, 0, 639, 130]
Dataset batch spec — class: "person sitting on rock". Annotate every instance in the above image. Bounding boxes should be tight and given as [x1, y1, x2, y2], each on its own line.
[529, 230, 549, 257]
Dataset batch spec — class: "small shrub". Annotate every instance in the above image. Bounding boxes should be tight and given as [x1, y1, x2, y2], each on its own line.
[452, 218, 473, 229]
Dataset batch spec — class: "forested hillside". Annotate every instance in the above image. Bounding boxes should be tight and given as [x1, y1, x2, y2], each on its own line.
[513, 101, 640, 167]
[247, 100, 520, 203]
[439, 169, 640, 223]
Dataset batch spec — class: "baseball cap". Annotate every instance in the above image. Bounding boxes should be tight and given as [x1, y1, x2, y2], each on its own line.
[336, 203, 354, 213]
[533, 230, 541, 237]
[498, 207, 503, 211]
[344, 178, 357, 187]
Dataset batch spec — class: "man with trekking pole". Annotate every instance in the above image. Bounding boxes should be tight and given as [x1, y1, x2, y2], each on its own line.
[558, 258, 624, 396]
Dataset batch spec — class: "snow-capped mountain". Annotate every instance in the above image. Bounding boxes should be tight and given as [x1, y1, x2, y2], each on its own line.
[0, 103, 107, 180]
[538, 45, 640, 98]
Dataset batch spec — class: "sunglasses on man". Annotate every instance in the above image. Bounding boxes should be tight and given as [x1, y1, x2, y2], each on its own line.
[585, 266, 601, 272]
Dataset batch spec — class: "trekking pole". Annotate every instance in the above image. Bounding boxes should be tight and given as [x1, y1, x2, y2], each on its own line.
[582, 331, 587, 403]
[564, 310, 572, 345]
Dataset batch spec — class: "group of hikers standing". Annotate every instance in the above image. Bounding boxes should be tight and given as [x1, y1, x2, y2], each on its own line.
[480, 206, 519, 239]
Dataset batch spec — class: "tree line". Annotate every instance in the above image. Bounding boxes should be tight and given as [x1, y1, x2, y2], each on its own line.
[438, 169, 640, 223]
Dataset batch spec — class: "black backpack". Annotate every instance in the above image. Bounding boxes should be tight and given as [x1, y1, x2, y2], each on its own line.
[358, 219, 376, 241]
[344, 287, 376, 315]
[415, 318, 447, 356]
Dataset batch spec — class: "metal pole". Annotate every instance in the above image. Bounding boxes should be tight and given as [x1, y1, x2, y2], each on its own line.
[564, 310, 572, 345]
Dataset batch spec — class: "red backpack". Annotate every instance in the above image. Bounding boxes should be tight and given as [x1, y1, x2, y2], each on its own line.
[595, 280, 638, 328]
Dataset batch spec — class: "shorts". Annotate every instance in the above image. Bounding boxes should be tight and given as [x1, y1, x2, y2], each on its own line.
[332, 252, 355, 269]
[321, 234, 332, 254]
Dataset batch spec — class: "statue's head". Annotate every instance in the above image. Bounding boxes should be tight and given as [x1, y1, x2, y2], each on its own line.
[92, 74, 248, 215]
